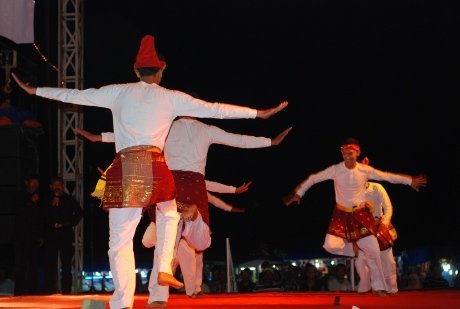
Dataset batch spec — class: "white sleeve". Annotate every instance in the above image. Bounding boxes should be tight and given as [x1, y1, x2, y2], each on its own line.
[205, 180, 236, 194]
[376, 183, 393, 225]
[207, 192, 233, 211]
[101, 132, 115, 143]
[295, 165, 335, 197]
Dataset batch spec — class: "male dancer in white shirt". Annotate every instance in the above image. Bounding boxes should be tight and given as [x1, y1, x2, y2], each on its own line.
[142, 179, 250, 300]
[355, 180, 399, 294]
[147, 116, 291, 306]
[89, 116, 283, 303]
[283, 137, 426, 295]
[11, 34, 288, 309]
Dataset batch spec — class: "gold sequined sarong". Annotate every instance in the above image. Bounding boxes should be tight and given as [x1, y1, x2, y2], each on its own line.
[102, 145, 175, 209]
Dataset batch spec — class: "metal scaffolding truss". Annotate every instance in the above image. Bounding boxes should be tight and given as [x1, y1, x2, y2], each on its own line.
[57, 0, 84, 293]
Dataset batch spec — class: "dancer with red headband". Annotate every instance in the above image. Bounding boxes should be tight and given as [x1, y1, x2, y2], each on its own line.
[283, 137, 427, 295]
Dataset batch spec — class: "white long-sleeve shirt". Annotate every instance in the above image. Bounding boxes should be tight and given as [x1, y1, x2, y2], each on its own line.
[164, 117, 271, 175]
[206, 192, 233, 212]
[205, 180, 236, 194]
[295, 162, 411, 209]
[37, 82, 257, 152]
[205, 180, 237, 212]
[365, 182, 393, 226]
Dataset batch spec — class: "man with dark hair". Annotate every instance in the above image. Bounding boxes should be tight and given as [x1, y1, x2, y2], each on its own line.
[41, 176, 82, 294]
[12, 34, 287, 309]
[13, 174, 43, 295]
[283, 137, 427, 295]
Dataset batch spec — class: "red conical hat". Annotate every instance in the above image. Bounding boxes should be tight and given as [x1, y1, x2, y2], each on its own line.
[134, 35, 166, 69]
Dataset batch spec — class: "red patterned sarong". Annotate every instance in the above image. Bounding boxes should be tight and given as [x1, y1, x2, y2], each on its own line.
[327, 203, 376, 242]
[172, 170, 209, 225]
[146, 170, 208, 224]
[376, 223, 397, 250]
[102, 145, 175, 209]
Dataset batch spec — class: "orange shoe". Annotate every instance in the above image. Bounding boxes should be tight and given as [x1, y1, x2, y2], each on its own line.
[158, 272, 184, 289]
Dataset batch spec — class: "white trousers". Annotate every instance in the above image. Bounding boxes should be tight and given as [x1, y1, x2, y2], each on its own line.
[107, 200, 178, 308]
[174, 239, 206, 296]
[323, 233, 387, 291]
[148, 212, 211, 301]
[355, 247, 398, 293]
[181, 213, 212, 251]
[108, 207, 143, 309]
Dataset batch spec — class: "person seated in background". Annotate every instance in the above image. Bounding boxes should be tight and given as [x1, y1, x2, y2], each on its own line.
[298, 263, 324, 291]
[0, 266, 14, 296]
[237, 268, 256, 292]
[327, 263, 352, 291]
[254, 261, 283, 292]
[422, 262, 449, 289]
[282, 264, 301, 292]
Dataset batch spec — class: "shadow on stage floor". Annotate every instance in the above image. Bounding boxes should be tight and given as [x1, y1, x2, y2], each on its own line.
[0, 290, 459, 308]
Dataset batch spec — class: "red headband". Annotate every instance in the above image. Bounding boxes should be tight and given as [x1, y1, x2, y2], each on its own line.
[340, 144, 360, 152]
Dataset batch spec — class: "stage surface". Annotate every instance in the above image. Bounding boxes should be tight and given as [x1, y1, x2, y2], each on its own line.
[0, 290, 459, 308]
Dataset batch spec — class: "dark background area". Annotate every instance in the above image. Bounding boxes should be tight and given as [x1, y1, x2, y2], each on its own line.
[2, 0, 459, 270]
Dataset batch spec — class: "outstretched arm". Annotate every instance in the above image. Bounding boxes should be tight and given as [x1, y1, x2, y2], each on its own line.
[235, 181, 252, 194]
[282, 193, 301, 207]
[206, 180, 252, 194]
[411, 174, 427, 191]
[256, 101, 288, 119]
[11, 72, 37, 95]
[271, 127, 292, 146]
[74, 128, 102, 142]
[207, 192, 246, 213]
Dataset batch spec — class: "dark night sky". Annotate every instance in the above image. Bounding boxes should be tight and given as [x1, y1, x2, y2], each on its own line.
[8, 0, 460, 269]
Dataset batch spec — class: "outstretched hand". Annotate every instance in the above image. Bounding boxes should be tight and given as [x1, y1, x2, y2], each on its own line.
[411, 174, 427, 191]
[271, 127, 293, 146]
[11, 72, 37, 95]
[256, 101, 288, 119]
[282, 193, 301, 207]
[235, 181, 252, 194]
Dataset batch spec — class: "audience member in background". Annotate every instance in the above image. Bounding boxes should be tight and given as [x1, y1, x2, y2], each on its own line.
[282, 264, 301, 292]
[327, 263, 352, 291]
[0, 266, 14, 296]
[402, 266, 423, 290]
[423, 262, 449, 289]
[237, 268, 256, 292]
[298, 263, 324, 291]
[208, 265, 227, 293]
[41, 176, 83, 294]
[254, 265, 283, 292]
[13, 174, 43, 295]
